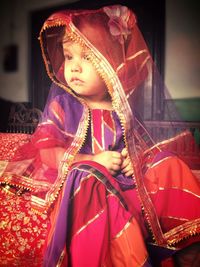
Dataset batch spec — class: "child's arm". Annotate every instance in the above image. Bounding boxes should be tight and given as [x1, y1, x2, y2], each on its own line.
[40, 148, 94, 169]
[40, 148, 122, 175]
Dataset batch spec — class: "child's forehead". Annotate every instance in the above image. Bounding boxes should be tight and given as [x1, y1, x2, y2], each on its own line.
[63, 40, 88, 53]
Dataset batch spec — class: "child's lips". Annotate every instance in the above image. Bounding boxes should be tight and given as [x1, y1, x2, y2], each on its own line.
[70, 77, 84, 84]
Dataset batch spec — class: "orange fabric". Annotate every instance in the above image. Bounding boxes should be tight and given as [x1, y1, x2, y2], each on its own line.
[104, 217, 148, 266]
[144, 155, 200, 247]
[145, 156, 200, 196]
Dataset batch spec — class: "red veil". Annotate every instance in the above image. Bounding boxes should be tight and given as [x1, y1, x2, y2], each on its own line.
[0, 4, 200, 266]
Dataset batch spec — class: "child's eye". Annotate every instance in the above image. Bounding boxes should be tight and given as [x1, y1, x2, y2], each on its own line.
[83, 54, 90, 61]
[64, 54, 72, 60]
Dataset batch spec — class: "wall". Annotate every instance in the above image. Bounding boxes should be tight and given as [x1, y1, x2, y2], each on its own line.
[0, 0, 77, 102]
[165, 0, 200, 99]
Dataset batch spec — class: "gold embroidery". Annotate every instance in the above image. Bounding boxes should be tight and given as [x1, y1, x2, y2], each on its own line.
[114, 219, 131, 239]
[49, 101, 65, 126]
[116, 50, 148, 72]
[163, 218, 200, 245]
[41, 120, 75, 137]
[0, 191, 49, 266]
[148, 156, 173, 169]
[73, 209, 104, 238]
[143, 131, 191, 156]
[148, 186, 200, 199]
[56, 248, 66, 267]
[161, 215, 189, 222]
[70, 172, 92, 200]
[0, 161, 8, 176]
[0, 133, 30, 161]
[101, 110, 105, 151]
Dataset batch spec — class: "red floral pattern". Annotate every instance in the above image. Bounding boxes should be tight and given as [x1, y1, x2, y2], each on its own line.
[0, 189, 49, 266]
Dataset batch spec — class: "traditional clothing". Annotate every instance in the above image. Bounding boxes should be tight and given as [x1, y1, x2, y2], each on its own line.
[0, 5, 200, 267]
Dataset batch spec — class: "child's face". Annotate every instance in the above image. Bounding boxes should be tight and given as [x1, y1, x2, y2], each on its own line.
[63, 41, 108, 102]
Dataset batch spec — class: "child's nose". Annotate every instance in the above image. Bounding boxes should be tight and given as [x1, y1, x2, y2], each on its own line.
[71, 61, 82, 72]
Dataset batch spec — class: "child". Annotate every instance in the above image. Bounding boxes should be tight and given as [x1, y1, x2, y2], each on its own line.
[39, 5, 200, 266]
[0, 5, 200, 267]
[40, 34, 149, 267]
[40, 39, 133, 177]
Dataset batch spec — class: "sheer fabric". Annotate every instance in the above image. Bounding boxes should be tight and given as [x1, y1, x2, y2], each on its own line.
[0, 4, 200, 267]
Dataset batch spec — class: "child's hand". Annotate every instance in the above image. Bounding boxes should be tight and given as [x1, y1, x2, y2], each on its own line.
[93, 151, 122, 176]
[121, 148, 134, 177]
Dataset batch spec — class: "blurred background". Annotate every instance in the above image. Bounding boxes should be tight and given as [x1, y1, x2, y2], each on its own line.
[0, 0, 199, 132]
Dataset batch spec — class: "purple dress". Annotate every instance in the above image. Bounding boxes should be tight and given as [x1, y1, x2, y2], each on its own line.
[43, 108, 150, 267]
